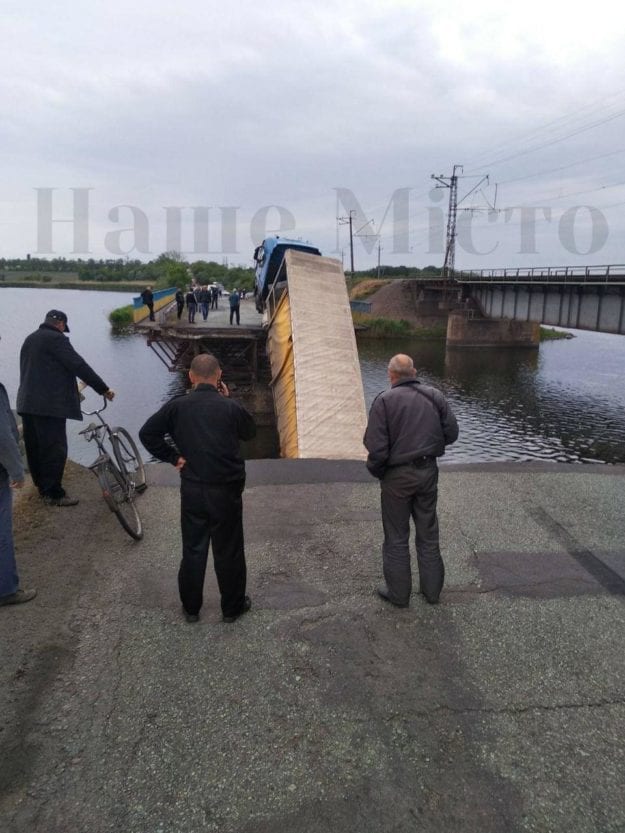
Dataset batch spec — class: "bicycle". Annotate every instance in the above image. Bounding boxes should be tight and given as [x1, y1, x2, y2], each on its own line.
[79, 397, 147, 540]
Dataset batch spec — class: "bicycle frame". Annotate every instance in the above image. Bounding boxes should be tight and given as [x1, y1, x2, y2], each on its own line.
[79, 396, 144, 540]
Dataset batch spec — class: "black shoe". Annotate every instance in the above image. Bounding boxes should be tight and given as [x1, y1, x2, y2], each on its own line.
[419, 585, 440, 605]
[377, 585, 409, 608]
[43, 495, 79, 507]
[0, 588, 37, 606]
[222, 595, 251, 623]
[182, 608, 199, 623]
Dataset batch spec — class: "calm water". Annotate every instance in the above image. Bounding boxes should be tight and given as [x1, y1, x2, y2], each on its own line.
[1, 287, 625, 465]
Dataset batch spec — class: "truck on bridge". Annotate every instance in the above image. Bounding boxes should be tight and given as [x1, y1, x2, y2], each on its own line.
[253, 236, 321, 312]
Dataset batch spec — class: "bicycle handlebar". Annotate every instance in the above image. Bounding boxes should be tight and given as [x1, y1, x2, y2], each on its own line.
[80, 396, 109, 417]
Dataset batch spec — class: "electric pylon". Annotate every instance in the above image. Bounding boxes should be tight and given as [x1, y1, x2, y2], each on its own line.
[431, 164, 462, 278]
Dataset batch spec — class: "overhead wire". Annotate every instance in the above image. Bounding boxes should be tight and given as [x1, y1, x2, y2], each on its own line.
[464, 89, 625, 172]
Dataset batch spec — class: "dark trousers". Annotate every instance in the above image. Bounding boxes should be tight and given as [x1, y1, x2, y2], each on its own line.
[380, 460, 444, 604]
[201, 302, 209, 320]
[147, 303, 155, 321]
[21, 414, 68, 499]
[188, 304, 196, 323]
[176, 302, 184, 320]
[179, 478, 247, 617]
[229, 306, 240, 325]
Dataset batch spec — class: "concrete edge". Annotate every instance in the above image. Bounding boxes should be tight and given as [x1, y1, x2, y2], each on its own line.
[145, 458, 625, 488]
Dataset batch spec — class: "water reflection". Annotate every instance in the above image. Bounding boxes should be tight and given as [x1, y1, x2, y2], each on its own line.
[358, 336, 625, 465]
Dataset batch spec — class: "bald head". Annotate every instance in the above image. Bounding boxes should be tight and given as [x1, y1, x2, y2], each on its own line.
[189, 353, 221, 385]
[388, 354, 416, 382]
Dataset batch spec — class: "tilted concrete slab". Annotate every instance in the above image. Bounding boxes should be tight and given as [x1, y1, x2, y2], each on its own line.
[266, 250, 367, 460]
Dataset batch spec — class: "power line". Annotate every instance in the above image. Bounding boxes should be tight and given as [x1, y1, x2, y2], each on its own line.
[495, 148, 625, 186]
[465, 89, 625, 172]
[471, 108, 625, 172]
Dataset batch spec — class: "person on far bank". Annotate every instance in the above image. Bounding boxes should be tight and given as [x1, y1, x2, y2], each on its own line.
[364, 353, 458, 607]
[139, 353, 256, 624]
[175, 288, 185, 320]
[229, 288, 241, 325]
[17, 310, 115, 507]
[1, 350, 37, 608]
[141, 285, 155, 321]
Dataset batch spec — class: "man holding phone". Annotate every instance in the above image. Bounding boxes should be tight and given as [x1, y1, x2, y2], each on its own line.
[139, 353, 256, 624]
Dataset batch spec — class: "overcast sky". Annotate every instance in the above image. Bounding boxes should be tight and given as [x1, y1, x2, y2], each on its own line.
[2, 0, 625, 270]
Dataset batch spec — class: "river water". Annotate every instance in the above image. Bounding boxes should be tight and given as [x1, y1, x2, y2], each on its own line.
[1, 287, 625, 465]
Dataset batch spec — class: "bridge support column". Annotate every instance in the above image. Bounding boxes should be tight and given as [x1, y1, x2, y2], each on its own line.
[446, 310, 540, 348]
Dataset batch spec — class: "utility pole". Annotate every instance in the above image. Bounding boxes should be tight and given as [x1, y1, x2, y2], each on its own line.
[431, 164, 462, 279]
[377, 243, 381, 280]
[431, 165, 490, 280]
[338, 210, 356, 280]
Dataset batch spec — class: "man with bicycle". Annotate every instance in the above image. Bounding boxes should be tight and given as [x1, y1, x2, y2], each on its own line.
[139, 353, 256, 624]
[17, 310, 115, 507]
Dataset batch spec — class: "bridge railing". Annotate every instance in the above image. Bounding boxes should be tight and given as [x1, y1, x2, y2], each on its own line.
[454, 264, 625, 284]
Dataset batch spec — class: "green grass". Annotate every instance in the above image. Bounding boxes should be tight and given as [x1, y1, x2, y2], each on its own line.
[0, 275, 141, 292]
[352, 313, 446, 339]
[108, 305, 134, 327]
[540, 326, 574, 341]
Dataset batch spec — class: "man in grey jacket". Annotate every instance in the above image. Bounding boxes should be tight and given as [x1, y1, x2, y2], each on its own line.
[364, 354, 458, 607]
[1, 346, 37, 606]
[17, 310, 115, 506]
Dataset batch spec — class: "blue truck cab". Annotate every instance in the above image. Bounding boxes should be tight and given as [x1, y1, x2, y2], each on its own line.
[253, 236, 322, 312]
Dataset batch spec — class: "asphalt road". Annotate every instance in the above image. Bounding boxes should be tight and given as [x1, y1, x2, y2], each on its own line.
[1, 460, 624, 833]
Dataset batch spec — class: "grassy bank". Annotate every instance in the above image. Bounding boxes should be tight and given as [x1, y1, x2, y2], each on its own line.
[108, 305, 135, 327]
[352, 312, 446, 340]
[0, 280, 141, 292]
[540, 326, 575, 341]
[348, 278, 391, 300]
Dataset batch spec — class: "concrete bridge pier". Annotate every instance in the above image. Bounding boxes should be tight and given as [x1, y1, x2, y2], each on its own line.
[446, 309, 540, 349]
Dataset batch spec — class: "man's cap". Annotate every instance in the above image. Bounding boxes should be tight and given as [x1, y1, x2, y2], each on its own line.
[45, 309, 70, 332]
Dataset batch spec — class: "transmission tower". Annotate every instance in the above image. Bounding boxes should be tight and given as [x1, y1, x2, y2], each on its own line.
[431, 165, 490, 278]
[431, 164, 462, 278]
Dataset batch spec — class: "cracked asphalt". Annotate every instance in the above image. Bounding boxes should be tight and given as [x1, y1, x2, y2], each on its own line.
[1, 459, 624, 833]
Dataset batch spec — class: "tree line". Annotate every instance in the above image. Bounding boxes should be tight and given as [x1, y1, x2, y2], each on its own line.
[1, 253, 443, 289]
[0, 252, 255, 291]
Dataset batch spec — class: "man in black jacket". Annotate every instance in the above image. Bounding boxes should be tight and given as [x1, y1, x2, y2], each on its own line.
[139, 353, 256, 624]
[364, 353, 458, 607]
[17, 310, 115, 506]
[141, 286, 155, 321]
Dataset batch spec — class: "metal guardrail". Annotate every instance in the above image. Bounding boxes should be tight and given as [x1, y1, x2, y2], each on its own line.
[454, 264, 625, 284]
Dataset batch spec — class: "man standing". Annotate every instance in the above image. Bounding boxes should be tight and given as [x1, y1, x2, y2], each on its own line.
[185, 287, 197, 323]
[229, 288, 241, 325]
[1, 346, 37, 607]
[364, 354, 458, 607]
[175, 288, 185, 320]
[141, 285, 155, 321]
[139, 353, 256, 623]
[199, 285, 210, 321]
[17, 310, 115, 506]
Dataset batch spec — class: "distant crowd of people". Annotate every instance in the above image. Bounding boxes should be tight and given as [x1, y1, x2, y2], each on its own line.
[172, 284, 247, 325]
[1, 304, 458, 622]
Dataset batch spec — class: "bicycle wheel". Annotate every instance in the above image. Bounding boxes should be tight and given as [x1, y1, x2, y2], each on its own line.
[110, 427, 147, 494]
[96, 460, 143, 541]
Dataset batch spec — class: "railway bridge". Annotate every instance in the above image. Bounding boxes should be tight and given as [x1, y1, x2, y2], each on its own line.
[454, 264, 625, 336]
